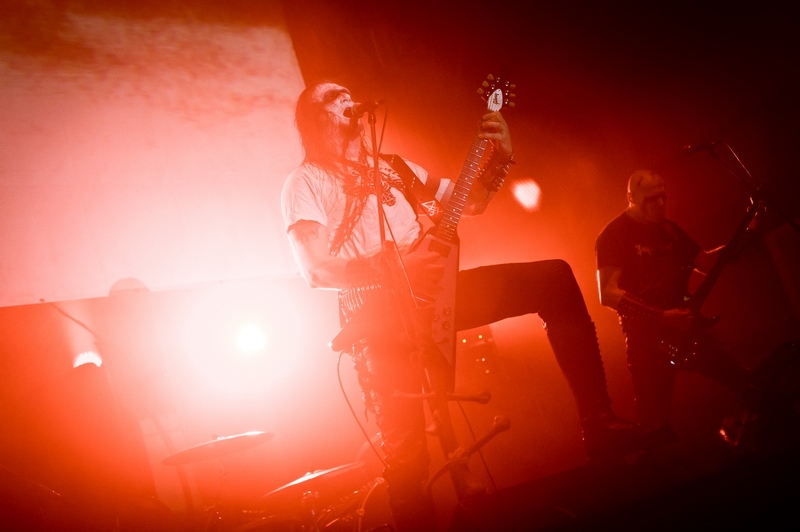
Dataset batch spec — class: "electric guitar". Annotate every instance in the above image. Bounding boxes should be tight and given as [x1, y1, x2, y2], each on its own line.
[331, 74, 516, 363]
[407, 74, 516, 366]
[407, 74, 515, 502]
[657, 195, 763, 368]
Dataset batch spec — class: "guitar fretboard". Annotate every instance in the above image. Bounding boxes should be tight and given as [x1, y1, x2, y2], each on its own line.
[435, 136, 490, 243]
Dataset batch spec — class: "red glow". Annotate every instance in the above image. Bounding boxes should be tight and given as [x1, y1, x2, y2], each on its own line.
[0, 5, 304, 308]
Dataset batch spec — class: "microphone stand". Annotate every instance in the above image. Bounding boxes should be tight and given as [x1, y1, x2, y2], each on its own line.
[365, 108, 388, 247]
[363, 107, 419, 325]
[328, 105, 415, 352]
[362, 107, 444, 390]
[362, 107, 497, 503]
[708, 142, 800, 236]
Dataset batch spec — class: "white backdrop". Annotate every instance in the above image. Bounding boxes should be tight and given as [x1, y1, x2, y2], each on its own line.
[0, 4, 304, 307]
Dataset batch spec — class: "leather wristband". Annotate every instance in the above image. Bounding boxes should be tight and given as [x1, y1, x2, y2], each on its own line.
[479, 152, 515, 192]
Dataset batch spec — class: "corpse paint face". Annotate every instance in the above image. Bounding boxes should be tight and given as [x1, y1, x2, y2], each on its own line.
[310, 82, 359, 128]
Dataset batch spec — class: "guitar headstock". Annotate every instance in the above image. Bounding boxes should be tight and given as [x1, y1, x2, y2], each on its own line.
[477, 74, 516, 112]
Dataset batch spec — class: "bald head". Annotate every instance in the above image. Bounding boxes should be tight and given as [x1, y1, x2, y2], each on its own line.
[627, 169, 664, 198]
[626, 169, 667, 224]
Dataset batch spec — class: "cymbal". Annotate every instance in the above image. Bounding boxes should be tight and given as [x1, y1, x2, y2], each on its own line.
[262, 462, 367, 500]
[162, 431, 274, 466]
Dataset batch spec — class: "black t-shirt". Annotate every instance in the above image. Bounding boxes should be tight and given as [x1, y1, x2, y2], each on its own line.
[596, 211, 701, 309]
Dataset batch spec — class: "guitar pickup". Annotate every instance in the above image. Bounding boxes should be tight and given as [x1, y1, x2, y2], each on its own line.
[427, 240, 452, 257]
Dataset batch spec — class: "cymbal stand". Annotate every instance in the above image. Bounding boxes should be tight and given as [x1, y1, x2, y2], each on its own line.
[294, 489, 320, 532]
[203, 458, 231, 532]
[425, 414, 511, 495]
[416, 349, 511, 500]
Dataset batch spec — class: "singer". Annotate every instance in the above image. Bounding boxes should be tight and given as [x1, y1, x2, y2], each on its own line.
[281, 80, 650, 531]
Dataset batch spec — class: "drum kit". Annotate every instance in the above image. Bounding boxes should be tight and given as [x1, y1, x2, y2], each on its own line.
[161, 431, 395, 532]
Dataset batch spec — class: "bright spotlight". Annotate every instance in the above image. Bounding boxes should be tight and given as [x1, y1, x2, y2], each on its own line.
[236, 322, 268, 355]
[512, 178, 542, 212]
[73, 350, 103, 368]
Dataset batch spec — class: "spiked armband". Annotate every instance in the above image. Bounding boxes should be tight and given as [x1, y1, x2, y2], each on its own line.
[479, 152, 515, 192]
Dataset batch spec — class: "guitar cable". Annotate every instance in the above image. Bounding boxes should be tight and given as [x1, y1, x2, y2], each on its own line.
[337, 349, 389, 470]
[336, 347, 500, 493]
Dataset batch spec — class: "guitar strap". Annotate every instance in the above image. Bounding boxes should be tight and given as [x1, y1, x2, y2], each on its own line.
[335, 155, 444, 328]
[381, 154, 444, 226]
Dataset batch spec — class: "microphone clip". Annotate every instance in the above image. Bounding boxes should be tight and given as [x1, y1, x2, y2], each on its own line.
[683, 140, 721, 156]
[344, 99, 385, 119]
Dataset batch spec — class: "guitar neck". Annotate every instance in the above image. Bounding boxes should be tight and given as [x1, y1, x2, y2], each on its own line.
[688, 258, 724, 313]
[687, 198, 762, 312]
[428, 73, 515, 244]
[433, 135, 490, 243]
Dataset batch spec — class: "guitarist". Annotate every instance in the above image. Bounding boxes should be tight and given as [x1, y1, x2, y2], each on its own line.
[282, 81, 645, 531]
[595, 169, 751, 443]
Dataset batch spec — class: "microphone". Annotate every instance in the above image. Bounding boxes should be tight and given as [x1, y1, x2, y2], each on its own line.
[683, 140, 720, 155]
[344, 99, 385, 118]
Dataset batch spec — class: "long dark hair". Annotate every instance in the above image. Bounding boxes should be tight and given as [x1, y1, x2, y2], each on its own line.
[295, 80, 368, 166]
[295, 81, 331, 164]
[294, 80, 371, 256]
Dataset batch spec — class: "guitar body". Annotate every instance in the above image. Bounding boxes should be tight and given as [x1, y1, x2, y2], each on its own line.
[657, 315, 719, 368]
[412, 232, 460, 366]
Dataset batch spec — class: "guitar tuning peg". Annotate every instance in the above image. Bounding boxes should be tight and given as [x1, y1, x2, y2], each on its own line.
[507, 102, 516, 107]
[486, 74, 495, 80]
[481, 80, 490, 87]
[477, 88, 485, 95]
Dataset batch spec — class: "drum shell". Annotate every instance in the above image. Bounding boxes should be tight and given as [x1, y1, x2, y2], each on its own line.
[315, 477, 395, 532]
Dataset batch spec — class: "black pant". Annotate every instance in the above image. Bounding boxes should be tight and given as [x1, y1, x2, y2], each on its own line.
[625, 326, 749, 429]
[350, 259, 614, 531]
[456, 260, 613, 419]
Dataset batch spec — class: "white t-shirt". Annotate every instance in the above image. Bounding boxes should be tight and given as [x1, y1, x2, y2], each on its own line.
[281, 157, 448, 260]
